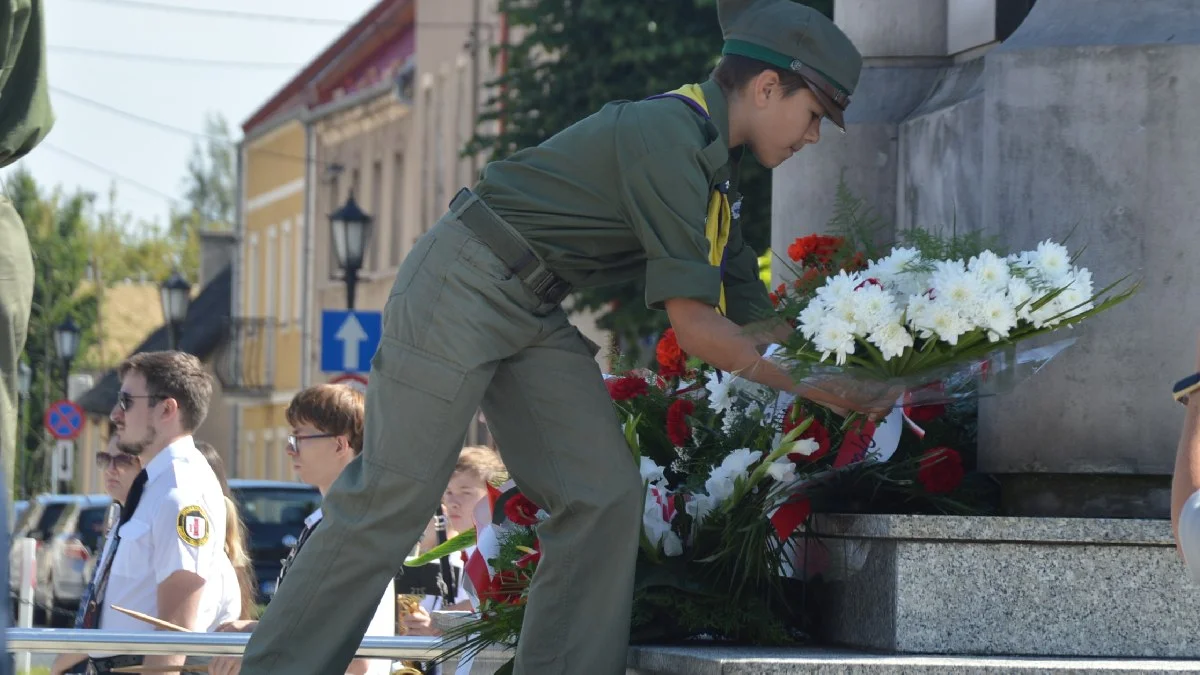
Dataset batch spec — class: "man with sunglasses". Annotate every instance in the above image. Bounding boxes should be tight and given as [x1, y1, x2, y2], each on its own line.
[77, 351, 241, 674]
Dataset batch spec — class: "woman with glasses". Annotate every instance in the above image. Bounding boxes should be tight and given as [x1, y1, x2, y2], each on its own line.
[51, 422, 142, 675]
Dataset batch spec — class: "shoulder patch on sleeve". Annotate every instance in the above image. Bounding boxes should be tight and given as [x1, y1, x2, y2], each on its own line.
[176, 505, 211, 547]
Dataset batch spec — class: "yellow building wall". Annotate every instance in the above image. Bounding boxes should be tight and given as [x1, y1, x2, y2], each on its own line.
[237, 120, 307, 481]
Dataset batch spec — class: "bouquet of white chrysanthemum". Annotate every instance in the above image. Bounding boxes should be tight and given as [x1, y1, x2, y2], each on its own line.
[777, 240, 1136, 409]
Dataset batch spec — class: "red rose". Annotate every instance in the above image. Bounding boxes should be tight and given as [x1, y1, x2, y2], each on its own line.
[917, 447, 964, 494]
[783, 404, 831, 462]
[666, 399, 695, 447]
[656, 329, 687, 379]
[606, 376, 648, 401]
[504, 494, 541, 526]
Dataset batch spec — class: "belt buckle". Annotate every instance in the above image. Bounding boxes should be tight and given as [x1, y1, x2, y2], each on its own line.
[533, 274, 571, 306]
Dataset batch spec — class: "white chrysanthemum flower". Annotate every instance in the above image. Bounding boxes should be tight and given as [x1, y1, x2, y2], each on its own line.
[932, 263, 985, 315]
[868, 321, 915, 360]
[1031, 240, 1071, 283]
[816, 269, 863, 305]
[813, 316, 857, 365]
[1007, 277, 1035, 321]
[797, 299, 826, 340]
[852, 283, 897, 334]
[979, 294, 1018, 340]
[927, 302, 970, 345]
[905, 293, 936, 338]
[968, 250, 1011, 291]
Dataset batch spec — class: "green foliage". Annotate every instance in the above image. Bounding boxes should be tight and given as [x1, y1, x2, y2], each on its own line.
[469, 0, 833, 361]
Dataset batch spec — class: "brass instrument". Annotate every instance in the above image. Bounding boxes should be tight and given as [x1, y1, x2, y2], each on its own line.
[395, 593, 426, 674]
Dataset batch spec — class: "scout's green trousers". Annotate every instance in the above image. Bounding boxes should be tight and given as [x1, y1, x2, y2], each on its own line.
[241, 215, 644, 675]
[0, 197, 33, 507]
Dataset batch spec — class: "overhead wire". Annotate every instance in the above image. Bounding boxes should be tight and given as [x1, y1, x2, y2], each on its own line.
[66, 0, 353, 26]
[48, 45, 306, 70]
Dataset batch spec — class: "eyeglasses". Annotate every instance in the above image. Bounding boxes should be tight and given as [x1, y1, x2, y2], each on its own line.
[287, 433, 336, 452]
[117, 392, 163, 411]
[95, 452, 139, 470]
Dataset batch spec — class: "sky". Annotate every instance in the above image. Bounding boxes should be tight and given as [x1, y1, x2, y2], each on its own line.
[1, 0, 380, 231]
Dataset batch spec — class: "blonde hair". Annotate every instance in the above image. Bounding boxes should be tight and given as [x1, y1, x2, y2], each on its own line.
[455, 445, 508, 486]
[195, 441, 256, 619]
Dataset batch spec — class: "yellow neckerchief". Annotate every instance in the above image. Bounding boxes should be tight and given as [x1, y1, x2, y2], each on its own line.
[660, 83, 731, 315]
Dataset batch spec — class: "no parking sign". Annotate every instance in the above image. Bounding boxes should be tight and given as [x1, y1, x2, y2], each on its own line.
[44, 399, 85, 441]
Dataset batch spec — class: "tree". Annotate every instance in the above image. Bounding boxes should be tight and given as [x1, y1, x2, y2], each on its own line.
[169, 111, 237, 281]
[469, 0, 832, 363]
[8, 168, 99, 498]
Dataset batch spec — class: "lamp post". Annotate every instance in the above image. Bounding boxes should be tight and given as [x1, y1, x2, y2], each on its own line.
[160, 270, 192, 351]
[54, 316, 80, 399]
[329, 192, 372, 310]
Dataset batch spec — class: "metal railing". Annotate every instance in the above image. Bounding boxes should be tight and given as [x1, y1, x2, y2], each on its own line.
[5, 628, 499, 661]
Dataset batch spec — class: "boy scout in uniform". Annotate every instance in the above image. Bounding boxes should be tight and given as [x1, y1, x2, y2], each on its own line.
[242, 2, 872, 674]
[1, 0, 52, 504]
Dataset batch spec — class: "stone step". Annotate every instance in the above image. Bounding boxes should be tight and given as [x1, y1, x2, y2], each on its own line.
[624, 646, 1200, 675]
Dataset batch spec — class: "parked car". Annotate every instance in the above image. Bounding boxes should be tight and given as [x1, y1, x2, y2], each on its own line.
[10, 494, 85, 601]
[228, 479, 321, 604]
[35, 495, 112, 625]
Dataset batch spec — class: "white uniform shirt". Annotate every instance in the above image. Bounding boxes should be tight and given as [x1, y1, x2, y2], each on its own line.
[304, 509, 396, 675]
[94, 436, 240, 654]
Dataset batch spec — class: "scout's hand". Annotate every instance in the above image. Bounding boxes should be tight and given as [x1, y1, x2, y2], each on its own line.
[796, 378, 904, 423]
[401, 605, 440, 636]
[210, 656, 242, 675]
[217, 619, 258, 633]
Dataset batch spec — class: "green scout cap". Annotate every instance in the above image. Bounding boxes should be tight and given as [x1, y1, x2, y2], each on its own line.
[719, 0, 862, 130]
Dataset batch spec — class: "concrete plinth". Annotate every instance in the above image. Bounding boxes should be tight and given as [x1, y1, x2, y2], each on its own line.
[803, 514, 1200, 659]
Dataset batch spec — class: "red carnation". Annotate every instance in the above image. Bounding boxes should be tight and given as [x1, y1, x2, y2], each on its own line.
[606, 376, 648, 401]
[504, 494, 541, 526]
[917, 447, 964, 494]
[783, 404, 831, 462]
[666, 399, 696, 447]
[903, 382, 947, 423]
[656, 329, 687, 379]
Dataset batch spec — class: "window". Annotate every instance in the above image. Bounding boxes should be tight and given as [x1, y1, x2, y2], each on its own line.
[390, 152, 405, 266]
[243, 431, 256, 478]
[370, 160, 382, 272]
[294, 214, 304, 322]
[280, 221, 291, 328]
[247, 234, 259, 317]
[266, 226, 278, 322]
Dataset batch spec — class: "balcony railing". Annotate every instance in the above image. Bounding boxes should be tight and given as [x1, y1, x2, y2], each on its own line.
[212, 317, 275, 396]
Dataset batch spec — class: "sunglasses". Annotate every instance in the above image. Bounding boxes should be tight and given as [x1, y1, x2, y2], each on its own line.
[117, 392, 163, 411]
[96, 452, 139, 470]
[287, 433, 337, 452]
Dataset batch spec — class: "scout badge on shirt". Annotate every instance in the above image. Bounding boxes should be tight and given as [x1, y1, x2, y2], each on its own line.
[645, 84, 735, 316]
[176, 505, 211, 546]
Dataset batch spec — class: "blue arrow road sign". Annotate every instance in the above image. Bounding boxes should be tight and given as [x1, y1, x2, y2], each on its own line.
[321, 310, 383, 374]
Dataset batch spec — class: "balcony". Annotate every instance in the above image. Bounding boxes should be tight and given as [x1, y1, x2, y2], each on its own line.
[212, 317, 275, 397]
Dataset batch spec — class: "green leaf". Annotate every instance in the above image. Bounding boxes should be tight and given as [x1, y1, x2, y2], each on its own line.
[404, 528, 476, 566]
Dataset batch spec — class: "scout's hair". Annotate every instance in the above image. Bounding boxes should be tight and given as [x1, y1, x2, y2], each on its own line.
[455, 445, 508, 487]
[117, 351, 213, 432]
[285, 384, 365, 454]
[195, 440, 257, 620]
[711, 53, 810, 98]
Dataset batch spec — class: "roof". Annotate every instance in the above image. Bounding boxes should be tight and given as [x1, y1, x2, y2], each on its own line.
[76, 265, 232, 417]
[241, 0, 413, 135]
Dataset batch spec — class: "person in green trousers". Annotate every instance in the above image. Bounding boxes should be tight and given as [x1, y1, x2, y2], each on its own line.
[240, 1, 873, 673]
[1, 0, 53, 507]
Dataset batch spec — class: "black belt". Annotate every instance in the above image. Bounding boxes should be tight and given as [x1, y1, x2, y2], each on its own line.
[87, 655, 143, 674]
[449, 188, 573, 309]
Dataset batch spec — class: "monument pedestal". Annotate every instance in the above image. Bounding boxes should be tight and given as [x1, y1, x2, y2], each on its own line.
[803, 514, 1200, 659]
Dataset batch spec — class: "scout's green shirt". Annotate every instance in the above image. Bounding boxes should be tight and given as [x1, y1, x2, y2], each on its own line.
[475, 79, 773, 327]
[0, 0, 53, 169]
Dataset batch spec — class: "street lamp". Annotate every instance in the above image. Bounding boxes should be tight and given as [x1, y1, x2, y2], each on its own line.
[17, 361, 31, 399]
[54, 316, 81, 399]
[329, 192, 372, 310]
[160, 270, 192, 351]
